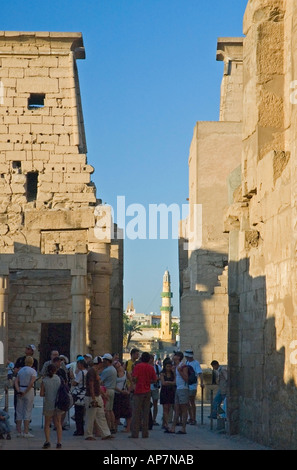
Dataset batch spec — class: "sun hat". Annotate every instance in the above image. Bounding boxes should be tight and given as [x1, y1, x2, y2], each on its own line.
[184, 349, 194, 358]
[102, 353, 113, 361]
[93, 356, 102, 364]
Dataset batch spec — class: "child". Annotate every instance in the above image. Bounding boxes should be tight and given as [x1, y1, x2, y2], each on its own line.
[6, 361, 14, 384]
[0, 410, 11, 440]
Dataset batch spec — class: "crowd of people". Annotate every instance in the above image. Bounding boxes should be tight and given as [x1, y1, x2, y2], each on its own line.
[1, 344, 227, 448]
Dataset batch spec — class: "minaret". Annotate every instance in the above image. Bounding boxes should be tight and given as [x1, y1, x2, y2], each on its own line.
[160, 270, 173, 340]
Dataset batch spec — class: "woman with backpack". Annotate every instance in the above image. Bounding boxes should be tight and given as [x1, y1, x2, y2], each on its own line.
[40, 363, 63, 449]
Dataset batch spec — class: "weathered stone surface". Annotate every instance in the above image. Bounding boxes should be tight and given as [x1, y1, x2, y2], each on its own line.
[179, 39, 243, 367]
[223, 0, 297, 450]
[180, 0, 297, 450]
[0, 32, 123, 374]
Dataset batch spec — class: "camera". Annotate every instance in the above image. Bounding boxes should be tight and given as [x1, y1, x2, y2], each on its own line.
[89, 400, 100, 408]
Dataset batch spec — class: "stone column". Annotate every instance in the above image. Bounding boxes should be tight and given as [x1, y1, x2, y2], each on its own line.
[0, 275, 9, 366]
[87, 242, 112, 354]
[70, 274, 87, 361]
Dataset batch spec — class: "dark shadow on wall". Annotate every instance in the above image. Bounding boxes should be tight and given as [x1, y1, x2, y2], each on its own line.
[228, 257, 297, 450]
[0, 240, 123, 373]
[179, 243, 228, 365]
[179, 242, 297, 449]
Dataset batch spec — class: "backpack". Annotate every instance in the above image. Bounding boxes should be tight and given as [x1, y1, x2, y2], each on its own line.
[55, 377, 72, 411]
[187, 364, 197, 386]
[71, 371, 86, 406]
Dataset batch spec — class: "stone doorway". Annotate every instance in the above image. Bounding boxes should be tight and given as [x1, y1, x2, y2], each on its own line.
[40, 323, 71, 370]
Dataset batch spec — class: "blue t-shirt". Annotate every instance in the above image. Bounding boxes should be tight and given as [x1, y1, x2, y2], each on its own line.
[100, 365, 117, 389]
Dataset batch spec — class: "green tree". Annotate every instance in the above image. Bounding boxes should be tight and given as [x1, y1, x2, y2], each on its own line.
[171, 322, 179, 338]
[123, 314, 143, 349]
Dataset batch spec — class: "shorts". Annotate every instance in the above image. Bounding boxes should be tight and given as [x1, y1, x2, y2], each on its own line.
[16, 389, 35, 421]
[105, 389, 115, 411]
[189, 388, 197, 398]
[175, 388, 189, 405]
[151, 389, 159, 401]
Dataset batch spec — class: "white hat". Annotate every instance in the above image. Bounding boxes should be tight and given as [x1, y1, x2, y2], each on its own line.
[93, 356, 102, 364]
[84, 353, 92, 359]
[184, 349, 194, 357]
[59, 355, 69, 364]
[102, 353, 113, 361]
[27, 344, 36, 352]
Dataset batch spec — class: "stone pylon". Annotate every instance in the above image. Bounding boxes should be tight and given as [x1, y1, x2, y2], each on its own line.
[0, 32, 123, 371]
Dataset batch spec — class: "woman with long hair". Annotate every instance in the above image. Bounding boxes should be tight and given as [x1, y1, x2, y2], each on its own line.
[160, 360, 176, 432]
[40, 363, 63, 449]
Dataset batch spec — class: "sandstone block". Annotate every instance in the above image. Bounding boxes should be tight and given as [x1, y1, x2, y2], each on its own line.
[50, 67, 70, 78]
[24, 208, 95, 230]
[9, 124, 31, 135]
[25, 67, 50, 77]
[59, 135, 70, 146]
[10, 183, 25, 194]
[63, 173, 90, 184]
[8, 68, 24, 78]
[5, 150, 26, 161]
[3, 116, 18, 124]
[63, 154, 86, 164]
[17, 77, 59, 93]
[1, 57, 29, 68]
[31, 124, 53, 135]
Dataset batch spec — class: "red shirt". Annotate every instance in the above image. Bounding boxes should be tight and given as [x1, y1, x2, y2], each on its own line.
[132, 362, 157, 394]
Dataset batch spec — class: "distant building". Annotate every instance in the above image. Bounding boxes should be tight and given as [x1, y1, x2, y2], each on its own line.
[124, 278, 180, 332]
[125, 298, 136, 319]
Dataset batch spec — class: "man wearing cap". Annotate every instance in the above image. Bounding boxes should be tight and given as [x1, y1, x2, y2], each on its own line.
[14, 345, 38, 372]
[184, 349, 204, 425]
[83, 353, 93, 367]
[67, 354, 85, 381]
[100, 353, 117, 433]
[84, 356, 114, 440]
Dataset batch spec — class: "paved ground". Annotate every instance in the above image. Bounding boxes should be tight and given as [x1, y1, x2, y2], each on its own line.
[0, 389, 270, 456]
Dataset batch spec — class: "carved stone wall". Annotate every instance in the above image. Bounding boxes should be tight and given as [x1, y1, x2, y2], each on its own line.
[0, 32, 123, 373]
[225, 0, 297, 449]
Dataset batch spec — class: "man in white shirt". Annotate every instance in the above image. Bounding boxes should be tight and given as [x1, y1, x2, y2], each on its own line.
[184, 349, 204, 425]
[100, 353, 117, 433]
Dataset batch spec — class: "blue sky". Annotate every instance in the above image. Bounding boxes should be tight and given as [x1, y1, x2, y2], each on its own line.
[1, 0, 247, 316]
